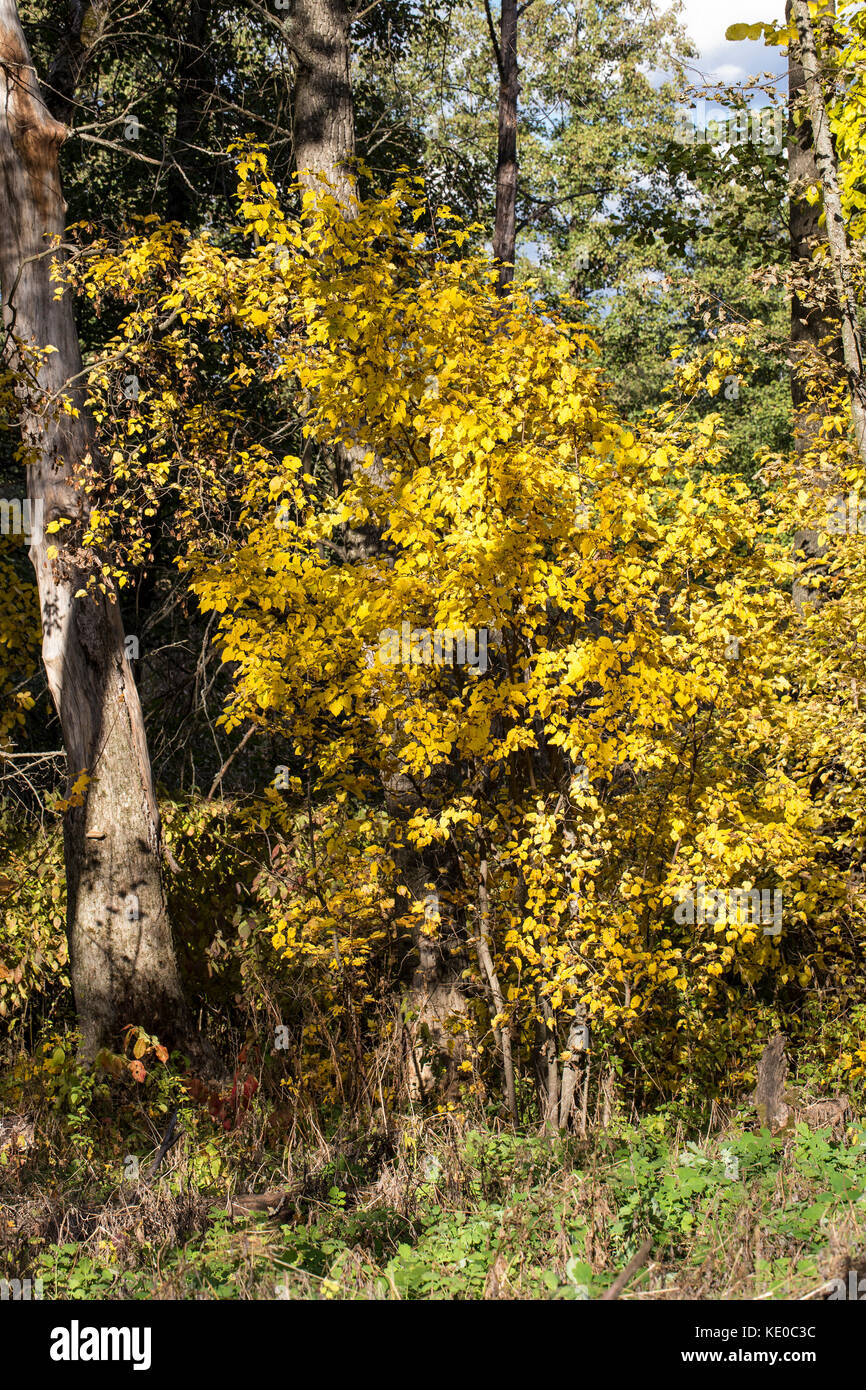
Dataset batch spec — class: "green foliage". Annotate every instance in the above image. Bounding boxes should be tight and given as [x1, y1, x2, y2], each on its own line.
[0, 815, 67, 1025]
[12, 1094, 866, 1300]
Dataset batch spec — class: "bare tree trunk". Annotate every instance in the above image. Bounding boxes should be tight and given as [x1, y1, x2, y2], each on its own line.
[167, 0, 213, 224]
[290, 0, 357, 209]
[558, 1012, 588, 1129]
[788, 1, 842, 423]
[477, 857, 517, 1122]
[790, 0, 866, 465]
[486, 0, 518, 290]
[380, 770, 469, 1101]
[0, 0, 197, 1061]
[534, 982, 559, 1130]
[787, 0, 841, 610]
[44, 0, 90, 126]
[290, 0, 386, 565]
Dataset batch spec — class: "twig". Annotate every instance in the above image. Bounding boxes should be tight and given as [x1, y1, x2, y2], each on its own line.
[206, 724, 255, 801]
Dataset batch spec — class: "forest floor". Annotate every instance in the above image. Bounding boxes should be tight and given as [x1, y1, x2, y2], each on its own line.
[2, 1035, 866, 1301]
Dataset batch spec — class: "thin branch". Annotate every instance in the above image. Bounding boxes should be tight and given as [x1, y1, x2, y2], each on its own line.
[351, 0, 387, 19]
[207, 724, 256, 801]
[76, 131, 163, 166]
[483, 0, 505, 80]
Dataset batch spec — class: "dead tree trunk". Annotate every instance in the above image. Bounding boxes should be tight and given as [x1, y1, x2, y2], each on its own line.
[486, 0, 519, 290]
[0, 0, 197, 1061]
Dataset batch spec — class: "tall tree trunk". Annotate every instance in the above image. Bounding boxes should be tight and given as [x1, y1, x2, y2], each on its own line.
[477, 855, 517, 1122]
[0, 0, 197, 1061]
[290, 0, 383, 566]
[290, 0, 357, 208]
[289, 0, 468, 1098]
[486, 0, 518, 290]
[790, 0, 866, 465]
[787, 0, 842, 424]
[489, 3, 570, 1123]
[787, 0, 841, 610]
[44, 0, 90, 126]
[167, 0, 213, 224]
[534, 984, 559, 1130]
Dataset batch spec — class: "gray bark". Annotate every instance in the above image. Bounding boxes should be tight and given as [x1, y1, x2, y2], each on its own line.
[290, 0, 357, 209]
[753, 1033, 790, 1133]
[0, 0, 196, 1059]
[558, 1012, 588, 1129]
[534, 980, 559, 1130]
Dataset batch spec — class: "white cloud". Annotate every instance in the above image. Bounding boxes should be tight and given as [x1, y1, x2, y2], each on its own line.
[668, 0, 788, 85]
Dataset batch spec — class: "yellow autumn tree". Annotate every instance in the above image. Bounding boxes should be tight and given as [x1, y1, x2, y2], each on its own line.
[67, 148, 862, 1115]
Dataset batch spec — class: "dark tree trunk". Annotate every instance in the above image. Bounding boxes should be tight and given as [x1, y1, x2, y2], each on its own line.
[477, 856, 517, 1121]
[487, 0, 519, 290]
[0, 0, 198, 1061]
[44, 0, 90, 126]
[167, 0, 213, 224]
